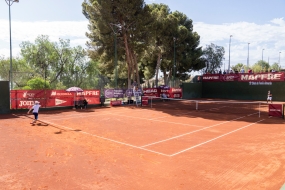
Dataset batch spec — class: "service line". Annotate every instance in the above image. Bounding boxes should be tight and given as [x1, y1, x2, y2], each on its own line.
[170, 119, 265, 156]
[140, 114, 251, 148]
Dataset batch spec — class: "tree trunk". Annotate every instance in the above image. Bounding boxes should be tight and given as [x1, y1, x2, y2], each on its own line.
[131, 50, 140, 87]
[123, 33, 133, 89]
[155, 53, 162, 87]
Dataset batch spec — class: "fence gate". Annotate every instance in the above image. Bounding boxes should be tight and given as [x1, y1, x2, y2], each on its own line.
[0, 81, 10, 114]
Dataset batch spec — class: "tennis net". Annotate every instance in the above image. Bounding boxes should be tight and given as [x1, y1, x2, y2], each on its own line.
[142, 96, 268, 117]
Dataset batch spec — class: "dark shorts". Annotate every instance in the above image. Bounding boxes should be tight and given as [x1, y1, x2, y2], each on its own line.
[33, 112, 38, 120]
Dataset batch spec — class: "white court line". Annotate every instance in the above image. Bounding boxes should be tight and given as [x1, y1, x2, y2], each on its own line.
[14, 111, 266, 157]
[140, 114, 252, 148]
[43, 107, 147, 120]
[170, 119, 265, 156]
[46, 112, 111, 121]
[30, 118, 170, 157]
[107, 112, 203, 127]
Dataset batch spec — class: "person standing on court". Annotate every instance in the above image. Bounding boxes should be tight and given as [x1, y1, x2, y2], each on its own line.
[27, 101, 41, 124]
[83, 98, 88, 109]
[267, 90, 272, 103]
[132, 80, 138, 93]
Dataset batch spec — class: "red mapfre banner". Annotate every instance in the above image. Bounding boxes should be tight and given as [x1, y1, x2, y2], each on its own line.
[202, 72, 285, 82]
[268, 104, 284, 118]
[10, 89, 100, 109]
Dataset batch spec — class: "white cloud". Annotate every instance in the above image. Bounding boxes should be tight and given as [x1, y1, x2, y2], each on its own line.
[194, 19, 285, 68]
[0, 18, 284, 68]
[0, 19, 89, 57]
[270, 17, 285, 26]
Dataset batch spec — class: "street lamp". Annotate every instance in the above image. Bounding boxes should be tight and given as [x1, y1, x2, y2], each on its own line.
[247, 43, 250, 70]
[173, 37, 177, 87]
[109, 23, 119, 89]
[262, 49, 265, 62]
[228, 35, 233, 72]
[5, 0, 19, 90]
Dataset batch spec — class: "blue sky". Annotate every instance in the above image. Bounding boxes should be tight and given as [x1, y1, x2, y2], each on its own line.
[0, 0, 284, 70]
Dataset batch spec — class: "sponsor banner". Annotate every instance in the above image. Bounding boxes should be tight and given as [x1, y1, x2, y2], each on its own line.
[202, 74, 221, 82]
[202, 72, 285, 82]
[110, 100, 122, 106]
[103, 88, 182, 99]
[12, 98, 71, 109]
[104, 89, 143, 98]
[49, 90, 73, 97]
[143, 88, 182, 98]
[10, 90, 48, 99]
[169, 93, 182, 98]
[10, 89, 100, 109]
[125, 89, 134, 97]
[76, 90, 100, 97]
[141, 96, 149, 106]
[143, 88, 159, 97]
[222, 74, 239, 81]
[104, 89, 124, 98]
[12, 99, 39, 109]
[49, 90, 100, 98]
[239, 73, 284, 82]
[159, 88, 182, 98]
[268, 104, 284, 118]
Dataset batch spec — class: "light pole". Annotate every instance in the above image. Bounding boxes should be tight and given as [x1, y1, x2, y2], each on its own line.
[279, 52, 281, 70]
[5, 0, 19, 90]
[247, 43, 250, 70]
[228, 35, 233, 72]
[262, 49, 265, 62]
[173, 37, 176, 87]
[109, 23, 119, 89]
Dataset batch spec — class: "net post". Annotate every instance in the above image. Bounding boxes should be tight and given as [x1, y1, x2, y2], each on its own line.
[151, 97, 153, 108]
[196, 101, 198, 110]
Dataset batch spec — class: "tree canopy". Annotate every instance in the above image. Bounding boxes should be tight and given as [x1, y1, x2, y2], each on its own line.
[201, 43, 225, 74]
[82, 1, 205, 87]
[0, 35, 100, 90]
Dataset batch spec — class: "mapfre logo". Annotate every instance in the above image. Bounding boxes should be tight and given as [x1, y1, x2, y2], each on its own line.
[77, 91, 99, 96]
[23, 92, 35, 98]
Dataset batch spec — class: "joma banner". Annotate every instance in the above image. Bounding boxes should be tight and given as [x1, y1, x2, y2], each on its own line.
[11, 89, 100, 109]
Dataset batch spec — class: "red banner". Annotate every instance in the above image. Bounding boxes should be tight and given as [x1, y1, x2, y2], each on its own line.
[10, 89, 100, 109]
[143, 88, 182, 99]
[141, 96, 149, 106]
[268, 104, 284, 118]
[143, 88, 159, 97]
[169, 88, 182, 98]
[110, 100, 122, 106]
[202, 72, 285, 82]
[239, 73, 284, 82]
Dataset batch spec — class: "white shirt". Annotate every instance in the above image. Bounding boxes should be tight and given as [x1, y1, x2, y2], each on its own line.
[32, 104, 41, 113]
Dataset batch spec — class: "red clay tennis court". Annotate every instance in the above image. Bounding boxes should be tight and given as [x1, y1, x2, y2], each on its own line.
[0, 99, 285, 190]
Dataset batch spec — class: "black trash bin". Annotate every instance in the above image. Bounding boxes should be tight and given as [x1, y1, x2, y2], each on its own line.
[100, 95, 105, 106]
